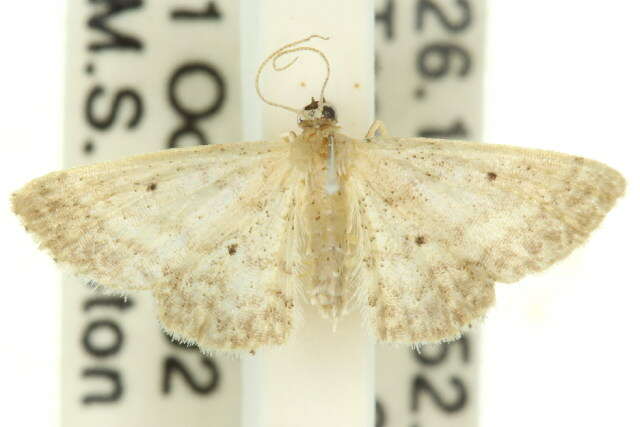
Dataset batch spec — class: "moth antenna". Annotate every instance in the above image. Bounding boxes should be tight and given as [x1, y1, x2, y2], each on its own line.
[255, 34, 331, 114]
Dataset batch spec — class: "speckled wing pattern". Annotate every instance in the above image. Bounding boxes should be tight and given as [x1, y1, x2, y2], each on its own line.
[12, 142, 304, 353]
[346, 137, 625, 344]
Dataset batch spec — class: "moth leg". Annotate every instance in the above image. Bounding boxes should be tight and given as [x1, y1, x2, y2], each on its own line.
[365, 120, 390, 139]
[280, 131, 298, 143]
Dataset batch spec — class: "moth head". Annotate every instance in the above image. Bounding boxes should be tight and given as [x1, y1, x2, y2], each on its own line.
[297, 98, 338, 128]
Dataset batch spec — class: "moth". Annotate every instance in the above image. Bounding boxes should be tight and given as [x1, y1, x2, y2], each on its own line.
[12, 36, 625, 354]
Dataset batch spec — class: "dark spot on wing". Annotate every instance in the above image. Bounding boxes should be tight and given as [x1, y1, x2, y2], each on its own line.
[415, 235, 426, 246]
[228, 244, 238, 255]
[487, 172, 497, 181]
[147, 183, 157, 191]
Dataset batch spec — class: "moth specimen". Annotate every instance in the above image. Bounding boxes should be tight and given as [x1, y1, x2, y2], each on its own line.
[12, 37, 625, 354]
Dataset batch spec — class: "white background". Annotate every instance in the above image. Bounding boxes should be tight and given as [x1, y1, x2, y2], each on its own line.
[0, 2, 638, 426]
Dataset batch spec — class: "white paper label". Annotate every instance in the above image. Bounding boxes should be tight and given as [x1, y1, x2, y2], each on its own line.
[63, 2, 242, 426]
[374, 1, 485, 426]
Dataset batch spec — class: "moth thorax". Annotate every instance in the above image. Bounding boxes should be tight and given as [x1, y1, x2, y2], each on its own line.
[297, 98, 338, 128]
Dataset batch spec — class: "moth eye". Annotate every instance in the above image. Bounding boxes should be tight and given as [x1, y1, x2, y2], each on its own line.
[322, 105, 337, 121]
[304, 99, 319, 110]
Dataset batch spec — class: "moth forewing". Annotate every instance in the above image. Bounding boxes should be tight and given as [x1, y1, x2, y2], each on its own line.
[12, 141, 305, 353]
[345, 135, 625, 343]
